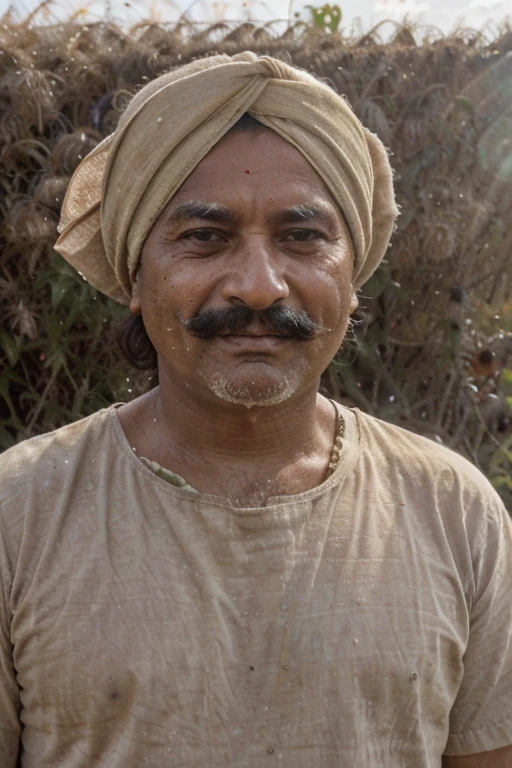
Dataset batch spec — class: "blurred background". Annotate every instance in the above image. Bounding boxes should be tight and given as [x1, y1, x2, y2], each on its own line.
[2, 0, 512, 509]
[2, 0, 511, 36]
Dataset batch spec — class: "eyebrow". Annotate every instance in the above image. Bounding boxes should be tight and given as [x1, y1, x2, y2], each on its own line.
[272, 204, 337, 226]
[163, 202, 234, 226]
[162, 201, 338, 228]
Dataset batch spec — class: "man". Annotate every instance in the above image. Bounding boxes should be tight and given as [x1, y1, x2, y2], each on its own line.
[0, 52, 511, 767]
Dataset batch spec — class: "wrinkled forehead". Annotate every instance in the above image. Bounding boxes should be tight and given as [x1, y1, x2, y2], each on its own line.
[148, 126, 353, 248]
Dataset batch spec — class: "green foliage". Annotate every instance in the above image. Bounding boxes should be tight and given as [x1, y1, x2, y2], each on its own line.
[488, 434, 512, 510]
[304, 4, 342, 33]
[0, 249, 146, 449]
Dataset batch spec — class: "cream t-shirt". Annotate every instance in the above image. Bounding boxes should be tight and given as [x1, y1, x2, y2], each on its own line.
[0, 405, 511, 767]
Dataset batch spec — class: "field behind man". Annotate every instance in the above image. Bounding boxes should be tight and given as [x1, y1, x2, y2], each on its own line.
[2, 11, 512, 508]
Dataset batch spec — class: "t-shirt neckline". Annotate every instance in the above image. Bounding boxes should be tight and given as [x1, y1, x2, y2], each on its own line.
[109, 401, 360, 510]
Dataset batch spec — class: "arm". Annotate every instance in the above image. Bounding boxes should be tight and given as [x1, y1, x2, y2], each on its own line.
[443, 744, 512, 767]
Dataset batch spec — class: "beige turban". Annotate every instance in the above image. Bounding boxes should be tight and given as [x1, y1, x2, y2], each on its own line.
[55, 51, 398, 305]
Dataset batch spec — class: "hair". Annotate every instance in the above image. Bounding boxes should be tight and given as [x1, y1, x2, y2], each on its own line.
[116, 112, 267, 373]
[226, 112, 266, 134]
[116, 313, 158, 377]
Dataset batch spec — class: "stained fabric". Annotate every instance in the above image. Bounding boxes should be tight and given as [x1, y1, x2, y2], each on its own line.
[1, 406, 511, 766]
[55, 52, 398, 304]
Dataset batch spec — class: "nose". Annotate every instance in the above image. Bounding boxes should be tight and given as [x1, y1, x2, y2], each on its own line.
[221, 238, 289, 310]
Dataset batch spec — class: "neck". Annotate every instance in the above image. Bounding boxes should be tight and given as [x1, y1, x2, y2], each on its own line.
[117, 375, 337, 506]
[171, 375, 328, 449]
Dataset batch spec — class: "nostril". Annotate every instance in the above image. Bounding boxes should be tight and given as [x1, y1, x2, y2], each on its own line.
[222, 264, 289, 310]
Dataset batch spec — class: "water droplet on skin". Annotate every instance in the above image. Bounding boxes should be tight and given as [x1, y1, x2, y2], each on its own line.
[353, 638, 359, 645]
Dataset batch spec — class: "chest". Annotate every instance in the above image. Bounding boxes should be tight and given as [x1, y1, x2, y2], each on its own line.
[11, 491, 468, 766]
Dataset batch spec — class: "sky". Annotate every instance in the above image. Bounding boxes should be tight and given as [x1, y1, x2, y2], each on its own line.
[1, 0, 511, 38]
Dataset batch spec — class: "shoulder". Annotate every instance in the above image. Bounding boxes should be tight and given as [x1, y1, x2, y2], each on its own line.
[0, 407, 118, 504]
[350, 410, 512, 611]
[354, 408, 495, 486]
[352, 408, 508, 519]
[0, 408, 116, 603]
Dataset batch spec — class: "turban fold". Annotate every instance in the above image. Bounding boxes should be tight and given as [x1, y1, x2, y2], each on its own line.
[55, 51, 398, 304]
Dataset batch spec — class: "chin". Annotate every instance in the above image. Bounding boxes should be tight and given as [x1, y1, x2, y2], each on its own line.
[206, 371, 302, 410]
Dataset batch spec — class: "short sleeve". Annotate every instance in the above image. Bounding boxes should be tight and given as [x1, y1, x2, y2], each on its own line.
[0, 501, 22, 765]
[444, 493, 512, 756]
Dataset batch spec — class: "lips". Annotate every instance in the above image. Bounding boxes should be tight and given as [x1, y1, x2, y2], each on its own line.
[218, 332, 289, 338]
[215, 333, 291, 350]
[216, 323, 291, 339]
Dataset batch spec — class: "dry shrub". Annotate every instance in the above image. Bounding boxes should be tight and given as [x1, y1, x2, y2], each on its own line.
[1, 12, 512, 505]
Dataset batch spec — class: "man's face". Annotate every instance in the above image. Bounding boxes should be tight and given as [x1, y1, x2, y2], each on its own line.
[130, 128, 358, 409]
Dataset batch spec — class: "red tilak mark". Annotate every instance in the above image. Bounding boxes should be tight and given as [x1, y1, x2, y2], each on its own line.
[245, 169, 251, 174]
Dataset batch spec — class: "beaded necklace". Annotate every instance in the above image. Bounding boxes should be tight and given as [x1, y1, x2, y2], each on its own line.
[327, 409, 345, 476]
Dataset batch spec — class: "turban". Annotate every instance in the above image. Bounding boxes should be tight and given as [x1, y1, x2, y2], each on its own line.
[55, 51, 398, 305]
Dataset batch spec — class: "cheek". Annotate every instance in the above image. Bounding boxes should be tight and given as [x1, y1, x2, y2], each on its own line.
[139, 261, 219, 330]
[302, 271, 351, 322]
[324, 257, 355, 322]
[312, 279, 354, 350]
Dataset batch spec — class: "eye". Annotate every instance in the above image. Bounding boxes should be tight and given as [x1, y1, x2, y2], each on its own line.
[181, 229, 228, 243]
[282, 229, 324, 242]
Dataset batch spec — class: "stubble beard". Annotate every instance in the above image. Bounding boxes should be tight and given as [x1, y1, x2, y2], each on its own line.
[204, 363, 309, 410]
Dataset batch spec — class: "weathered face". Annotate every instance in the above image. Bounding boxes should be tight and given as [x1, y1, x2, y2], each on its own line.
[130, 128, 358, 409]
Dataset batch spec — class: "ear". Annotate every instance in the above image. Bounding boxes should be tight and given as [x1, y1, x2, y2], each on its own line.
[129, 278, 142, 316]
[349, 289, 359, 315]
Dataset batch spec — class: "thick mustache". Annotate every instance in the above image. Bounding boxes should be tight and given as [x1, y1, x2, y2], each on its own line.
[180, 306, 324, 340]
